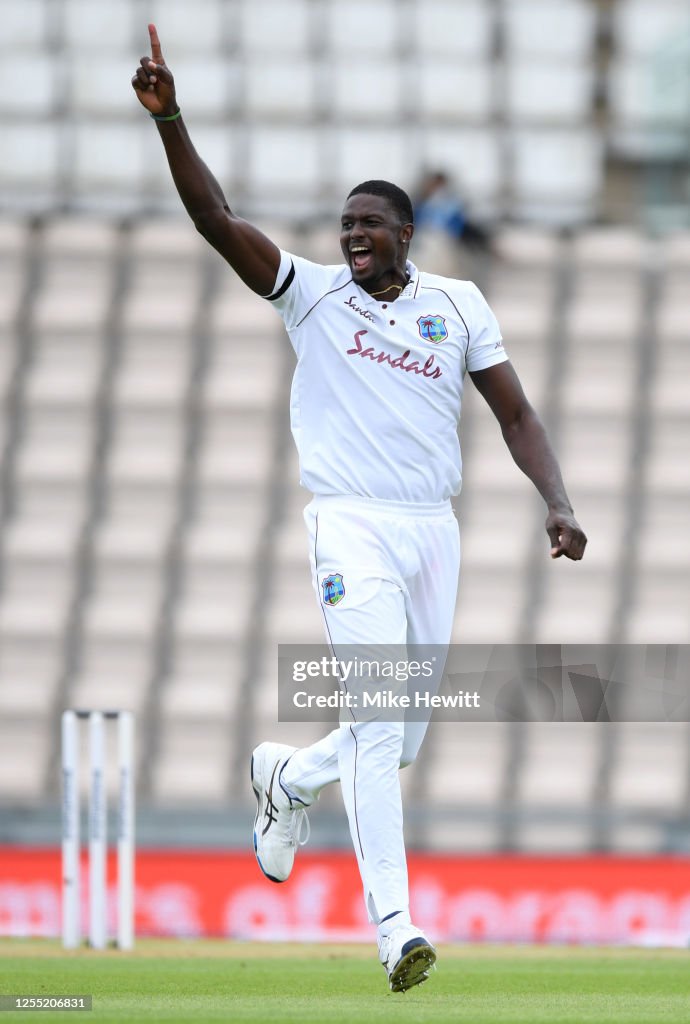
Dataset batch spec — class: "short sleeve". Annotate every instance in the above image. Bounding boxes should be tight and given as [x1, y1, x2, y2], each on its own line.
[465, 283, 509, 373]
[264, 250, 345, 333]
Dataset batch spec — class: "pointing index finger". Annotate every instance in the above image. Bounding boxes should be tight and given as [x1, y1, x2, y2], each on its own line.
[148, 23, 164, 64]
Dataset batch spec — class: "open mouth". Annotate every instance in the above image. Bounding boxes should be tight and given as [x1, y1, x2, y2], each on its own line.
[350, 246, 372, 273]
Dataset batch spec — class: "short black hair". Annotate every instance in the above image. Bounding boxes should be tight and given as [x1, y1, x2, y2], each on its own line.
[347, 180, 414, 225]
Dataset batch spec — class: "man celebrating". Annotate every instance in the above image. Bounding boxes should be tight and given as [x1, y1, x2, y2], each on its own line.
[133, 25, 586, 992]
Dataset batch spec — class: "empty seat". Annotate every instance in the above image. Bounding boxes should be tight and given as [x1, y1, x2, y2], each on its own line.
[247, 127, 322, 196]
[207, 284, 282, 339]
[0, 53, 58, 116]
[503, 60, 595, 124]
[571, 228, 651, 267]
[244, 61, 318, 120]
[411, 1, 495, 60]
[13, 406, 94, 519]
[458, 488, 537, 569]
[0, 123, 61, 209]
[1, 518, 80, 607]
[71, 638, 153, 716]
[503, 0, 598, 59]
[325, 0, 401, 56]
[657, 269, 690, 342]
[649, 339, 690, 416]
[496, 226, 564, 266]
[556, 413, 633, 493]
[636, 494, 690, 572]
[332, 126, 412, 198]
[646, 417, 690, 495]
[173, 578, 253, 649]
[535, 565, 620, 644]
[0, 0, 49, 48]
[626, 569, 690, 643]
[202, 334, 283, 413]
[608, 723, 689, 811]
[179, 546, 255, 609]
[512, 820, 593, 853]
[416, 62, 495, 124]
[330, 59, 403, 123]
[161, 665, 241, 721]
[121, 262, 202, 336]
[566, 267, 643, 342]
[0, 220, 29, 328]
[149, 0, 226, 52]
[61, 0, 136, 50]
[113, 334, 191, 408]
[516, 723, 601, 805]
[0, 661, 60, 713]
[197, 409, 274, 489]
[264, 560, 323, 644]
[182, 513, 266, 575]
[71, 122, 148, 202]
[239, 0, 312, 56]
[152, 720, 232, 802]
[90, 518, 170, 607]
[510, 128, 604, 225]
[661, 231, 690, 267]
[612, 1, 690, 58]
[30, 262, 112, 335]
[560, 338, 638, 415]
[71, 592, 160, 713]
[452, 565, 527, 643]
[608, 56, 690, 159]
[107, 406, 184, 479]
[0, 720, 51, 800]
[169, 627, 243, 693]
[427, 722, 509, 805]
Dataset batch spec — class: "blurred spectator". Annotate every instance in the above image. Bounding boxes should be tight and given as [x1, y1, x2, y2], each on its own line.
[411, 170, 492, 277]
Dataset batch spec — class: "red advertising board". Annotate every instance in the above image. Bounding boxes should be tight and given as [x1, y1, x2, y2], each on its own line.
[1, 848, 690, 945]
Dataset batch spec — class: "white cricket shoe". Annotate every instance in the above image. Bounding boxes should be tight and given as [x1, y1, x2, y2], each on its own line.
[378, 923, 437, 992]
[251, 742, 310, 883]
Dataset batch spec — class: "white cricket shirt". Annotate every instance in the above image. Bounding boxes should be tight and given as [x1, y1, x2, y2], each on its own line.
[266, 252, 508, 503]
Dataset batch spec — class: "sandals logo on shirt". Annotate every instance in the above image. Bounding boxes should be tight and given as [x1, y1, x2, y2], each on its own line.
[417, 315, 448, 344]
[322, 573, 345, 607]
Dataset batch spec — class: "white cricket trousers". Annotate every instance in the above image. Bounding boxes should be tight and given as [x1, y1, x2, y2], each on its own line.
[282, 494, 461, 925]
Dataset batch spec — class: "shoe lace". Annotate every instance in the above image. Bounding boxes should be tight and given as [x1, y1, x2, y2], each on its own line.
[287, 807, 310, 847]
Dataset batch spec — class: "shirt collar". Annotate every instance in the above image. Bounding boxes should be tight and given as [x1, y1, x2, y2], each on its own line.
[402, 260, 419, 298]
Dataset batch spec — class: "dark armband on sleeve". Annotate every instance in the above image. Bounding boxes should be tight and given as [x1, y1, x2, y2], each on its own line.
[265, 261, 295, 301]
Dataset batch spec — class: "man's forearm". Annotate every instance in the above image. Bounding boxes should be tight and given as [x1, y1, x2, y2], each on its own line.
[503, 407, 573, 512]
[154, 117, 229, 228]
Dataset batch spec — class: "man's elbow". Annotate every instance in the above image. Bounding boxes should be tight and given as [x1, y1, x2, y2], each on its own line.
[192, 206, 232, 244]
[502, 402, 539, 444]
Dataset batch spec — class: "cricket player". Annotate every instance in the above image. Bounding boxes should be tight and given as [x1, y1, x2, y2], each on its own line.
[132, 25, 587, 992]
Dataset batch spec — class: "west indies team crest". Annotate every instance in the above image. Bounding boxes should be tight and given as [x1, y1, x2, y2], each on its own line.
[322, 573, 345, 607]
[417, 314, 448, 344]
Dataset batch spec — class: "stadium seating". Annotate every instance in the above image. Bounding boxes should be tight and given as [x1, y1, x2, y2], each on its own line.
[0, 0, 688, 854]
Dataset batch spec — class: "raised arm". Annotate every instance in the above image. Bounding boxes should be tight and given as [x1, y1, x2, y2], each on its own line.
[131, 24, 280, 296]
[469, 361, 587, 560]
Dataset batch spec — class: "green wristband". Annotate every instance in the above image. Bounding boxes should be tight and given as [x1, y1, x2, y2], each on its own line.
[150, 109, 181, 122]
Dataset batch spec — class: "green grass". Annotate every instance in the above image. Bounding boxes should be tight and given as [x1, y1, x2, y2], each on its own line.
[0, 940, 688, 1023]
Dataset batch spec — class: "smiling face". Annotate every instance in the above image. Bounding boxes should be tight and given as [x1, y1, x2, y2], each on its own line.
[340, 193, 414, 296]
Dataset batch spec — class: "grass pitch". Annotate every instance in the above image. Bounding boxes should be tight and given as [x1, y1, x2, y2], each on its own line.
[1, 940, 688, 1023]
